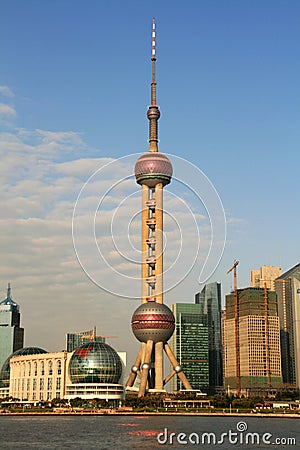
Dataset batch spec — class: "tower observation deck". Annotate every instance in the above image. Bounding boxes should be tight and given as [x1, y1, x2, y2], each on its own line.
[126, 19, 191, 397]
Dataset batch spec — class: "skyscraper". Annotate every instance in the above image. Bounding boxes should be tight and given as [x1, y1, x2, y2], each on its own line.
[250, 266, 282, 291]
[126, 19, 191, 397]
[66, 328, 105, 352]
[170, 303, 209, 393]
[223, 287, 282, 396]
[275, 263, 300, 387]
[0, 283, 24, 371]
[195, 282, 223, 392]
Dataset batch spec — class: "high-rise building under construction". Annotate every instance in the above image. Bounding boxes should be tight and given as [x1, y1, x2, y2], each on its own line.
[222, 287, 282, 396]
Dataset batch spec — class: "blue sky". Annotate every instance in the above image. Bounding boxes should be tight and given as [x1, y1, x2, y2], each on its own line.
[0, 1, 299, 363]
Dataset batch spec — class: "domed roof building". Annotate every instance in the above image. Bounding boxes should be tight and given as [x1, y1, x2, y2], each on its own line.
[65, 341, 125, 401]
[0, 347, 47, 388]
[69, 341, 122, 384]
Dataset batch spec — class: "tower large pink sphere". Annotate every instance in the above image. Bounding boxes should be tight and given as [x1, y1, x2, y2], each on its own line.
[135, 152, 173, 187]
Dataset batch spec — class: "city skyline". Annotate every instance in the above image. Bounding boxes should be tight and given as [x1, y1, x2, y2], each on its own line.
[0, 1, 299, 365]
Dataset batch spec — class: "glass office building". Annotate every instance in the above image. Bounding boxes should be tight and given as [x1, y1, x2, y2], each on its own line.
[0, 284, 24, 372]
[195, 282, 223, 392]
[170, 303, 209, 392]
[275, 263, 300, 387]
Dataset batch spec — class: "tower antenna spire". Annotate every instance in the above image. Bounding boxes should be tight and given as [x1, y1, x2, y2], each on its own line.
[151, 17, 157, 105]
[148, 17, 160, 152]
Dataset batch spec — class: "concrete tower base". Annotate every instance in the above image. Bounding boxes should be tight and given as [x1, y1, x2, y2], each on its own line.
[126, 341, 191, 397]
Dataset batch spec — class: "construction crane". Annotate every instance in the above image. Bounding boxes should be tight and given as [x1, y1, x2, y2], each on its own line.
[227, 260, 240, 396]
[88, 327, 118, 342]
[227, 260, 239, 285]
[98, 335, 118, 339]
[98, 335, 119, 346]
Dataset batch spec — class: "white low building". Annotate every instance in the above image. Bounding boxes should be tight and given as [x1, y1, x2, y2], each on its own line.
[9, 351, 71, 401]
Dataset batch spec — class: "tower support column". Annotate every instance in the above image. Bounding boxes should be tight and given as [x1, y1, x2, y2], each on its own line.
[154, 341, 164, 390]
[155, 183, 163, 304]
[138, 339, 153, 397]
[126, 346, 143, 387]
[164, 343, 192, 390]
[142, 185, 149, 303]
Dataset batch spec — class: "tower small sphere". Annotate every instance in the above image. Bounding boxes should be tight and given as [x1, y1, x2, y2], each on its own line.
[131, 302, 175, 343]
[147, 105, 161, 120]
[135, 152, 173, 187]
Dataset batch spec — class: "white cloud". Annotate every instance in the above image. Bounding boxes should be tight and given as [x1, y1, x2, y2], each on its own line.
[57, 157, 114, 177]
[0, 103, 16, 117]
[0, 86, 14, 98]
[226, 216, 247, 225]
[0, 120, 225, 358]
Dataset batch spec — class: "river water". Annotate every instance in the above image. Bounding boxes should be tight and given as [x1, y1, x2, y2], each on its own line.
[0, 415, 299, 449]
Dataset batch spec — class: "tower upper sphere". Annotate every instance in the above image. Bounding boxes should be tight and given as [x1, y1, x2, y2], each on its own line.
[135, 152, 172, 187]
[134, 18, 173, 187]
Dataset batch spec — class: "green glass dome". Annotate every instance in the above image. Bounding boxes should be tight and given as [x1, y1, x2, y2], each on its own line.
[69, 341, 122, 384]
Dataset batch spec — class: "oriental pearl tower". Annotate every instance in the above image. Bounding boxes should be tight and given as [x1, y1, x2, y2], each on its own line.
[126, 19, 191, 397]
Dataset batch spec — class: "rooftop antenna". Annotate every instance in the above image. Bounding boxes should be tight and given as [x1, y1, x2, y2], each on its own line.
[7, 282, 11, 299]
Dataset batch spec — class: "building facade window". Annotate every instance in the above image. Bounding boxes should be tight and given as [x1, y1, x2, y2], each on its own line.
[48, 361, 53, 376]
[57, 360, 62, 375]
[56, 378, 61, 391]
